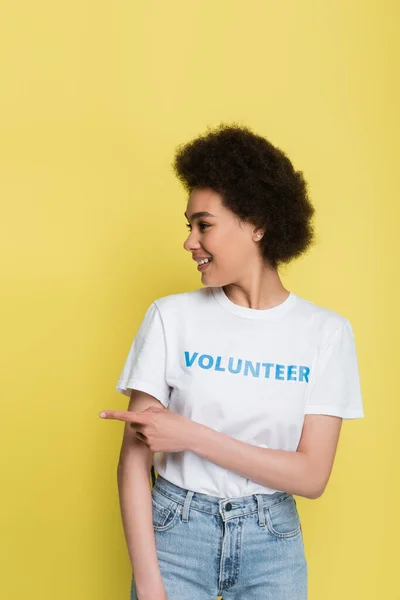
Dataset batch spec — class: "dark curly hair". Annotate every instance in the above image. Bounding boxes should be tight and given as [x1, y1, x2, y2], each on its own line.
[172, 122, 316, 270]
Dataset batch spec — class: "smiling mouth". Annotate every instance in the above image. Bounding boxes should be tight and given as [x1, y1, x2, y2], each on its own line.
[197, 259, 212, 271]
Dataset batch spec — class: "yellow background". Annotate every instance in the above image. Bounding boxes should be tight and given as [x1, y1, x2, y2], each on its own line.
[1, 1, 398, 598]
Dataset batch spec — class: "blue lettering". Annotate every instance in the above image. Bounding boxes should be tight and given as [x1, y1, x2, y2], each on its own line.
[228, 357, 242, 374]
[298, 365, 310, 382]
[244, 360, 260, 378]
[184, 351, 198, 367]
[183, 351, 310, 383]
[215, 356, 226, 372]
[199, 354, 213, 369]
[262, 363, 274, 378]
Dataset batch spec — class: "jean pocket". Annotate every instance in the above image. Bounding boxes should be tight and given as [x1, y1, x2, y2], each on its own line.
[151, 488, 182, 532]
[265, 495, 302, 539]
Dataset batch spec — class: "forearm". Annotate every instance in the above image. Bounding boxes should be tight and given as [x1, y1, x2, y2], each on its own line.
[188, 423, 318, 499]
[117, 447, 165, 598]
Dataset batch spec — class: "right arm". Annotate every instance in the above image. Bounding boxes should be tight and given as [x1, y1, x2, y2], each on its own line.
[117, 389, 167, 600]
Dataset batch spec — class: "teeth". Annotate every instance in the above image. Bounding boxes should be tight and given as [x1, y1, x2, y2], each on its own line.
[197, 258, 211, 265]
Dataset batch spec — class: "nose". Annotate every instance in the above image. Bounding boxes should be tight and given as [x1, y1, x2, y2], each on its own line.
[183, 229, 201, 252]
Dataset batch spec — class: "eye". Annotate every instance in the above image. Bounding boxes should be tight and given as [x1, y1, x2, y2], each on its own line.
[185, 222, 210, 232]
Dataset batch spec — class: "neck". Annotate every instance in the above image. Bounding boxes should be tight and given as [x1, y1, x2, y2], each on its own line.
[223, 266, 289, 310]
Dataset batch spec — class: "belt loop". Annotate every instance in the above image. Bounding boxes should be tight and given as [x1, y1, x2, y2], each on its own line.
[182, 490, 194, 522]
[254, 494, 265, 527]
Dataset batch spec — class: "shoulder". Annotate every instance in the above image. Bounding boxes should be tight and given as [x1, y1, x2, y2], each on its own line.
[292, 293, 353, 346]
[152, 287, 213, 314]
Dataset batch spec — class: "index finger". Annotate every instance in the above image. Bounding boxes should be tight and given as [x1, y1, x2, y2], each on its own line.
[99, 410, 144, 422]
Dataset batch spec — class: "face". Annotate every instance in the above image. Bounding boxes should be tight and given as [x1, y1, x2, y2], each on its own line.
[183, 187, 264, 286]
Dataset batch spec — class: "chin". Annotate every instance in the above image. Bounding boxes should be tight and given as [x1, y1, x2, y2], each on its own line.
[201, 274, 230, 288]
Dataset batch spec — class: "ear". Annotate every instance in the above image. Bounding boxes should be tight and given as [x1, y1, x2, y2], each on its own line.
[252, 228, 264, 241]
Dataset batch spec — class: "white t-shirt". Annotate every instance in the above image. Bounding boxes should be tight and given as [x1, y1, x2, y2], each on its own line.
[116, 287, 364, 498]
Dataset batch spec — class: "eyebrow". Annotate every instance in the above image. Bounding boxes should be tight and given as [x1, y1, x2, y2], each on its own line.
[184, 211, 215, 222]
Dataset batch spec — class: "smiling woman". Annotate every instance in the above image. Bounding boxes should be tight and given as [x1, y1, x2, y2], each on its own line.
[113, 123, 364, 600]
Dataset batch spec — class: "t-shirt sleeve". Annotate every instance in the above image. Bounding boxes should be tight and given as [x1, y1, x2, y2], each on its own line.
[115, 302, 171, 407]
[304, 319, 364, 420]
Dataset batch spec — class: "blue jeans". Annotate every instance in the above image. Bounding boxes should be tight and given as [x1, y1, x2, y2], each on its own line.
[130, 474, 308, 600]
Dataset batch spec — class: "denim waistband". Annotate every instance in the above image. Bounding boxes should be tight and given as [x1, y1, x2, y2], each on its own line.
[153, 474, 292, 523]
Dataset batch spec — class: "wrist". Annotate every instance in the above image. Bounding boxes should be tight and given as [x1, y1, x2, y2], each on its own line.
[136, 577, 165, 599]
[185, 420, 205, 454]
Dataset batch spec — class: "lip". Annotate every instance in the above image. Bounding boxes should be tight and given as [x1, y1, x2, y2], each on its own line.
[197, 260, 212, 272]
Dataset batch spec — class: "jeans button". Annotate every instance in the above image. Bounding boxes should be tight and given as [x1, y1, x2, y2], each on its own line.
[225, 502, 232, 511]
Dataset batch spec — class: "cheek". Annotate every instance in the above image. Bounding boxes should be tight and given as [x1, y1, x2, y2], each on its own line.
[207, 228, 248, 262]
[225, 232, 247, 255]
[215, 236, 246, 266]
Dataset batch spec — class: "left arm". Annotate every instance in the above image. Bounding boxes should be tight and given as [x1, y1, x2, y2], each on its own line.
[187, 414, 343, 499]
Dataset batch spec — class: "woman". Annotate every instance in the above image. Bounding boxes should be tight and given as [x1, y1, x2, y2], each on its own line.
[107, 123, 364, 599]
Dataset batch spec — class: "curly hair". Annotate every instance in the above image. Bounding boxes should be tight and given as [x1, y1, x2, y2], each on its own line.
[172, 122, 316, 270]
